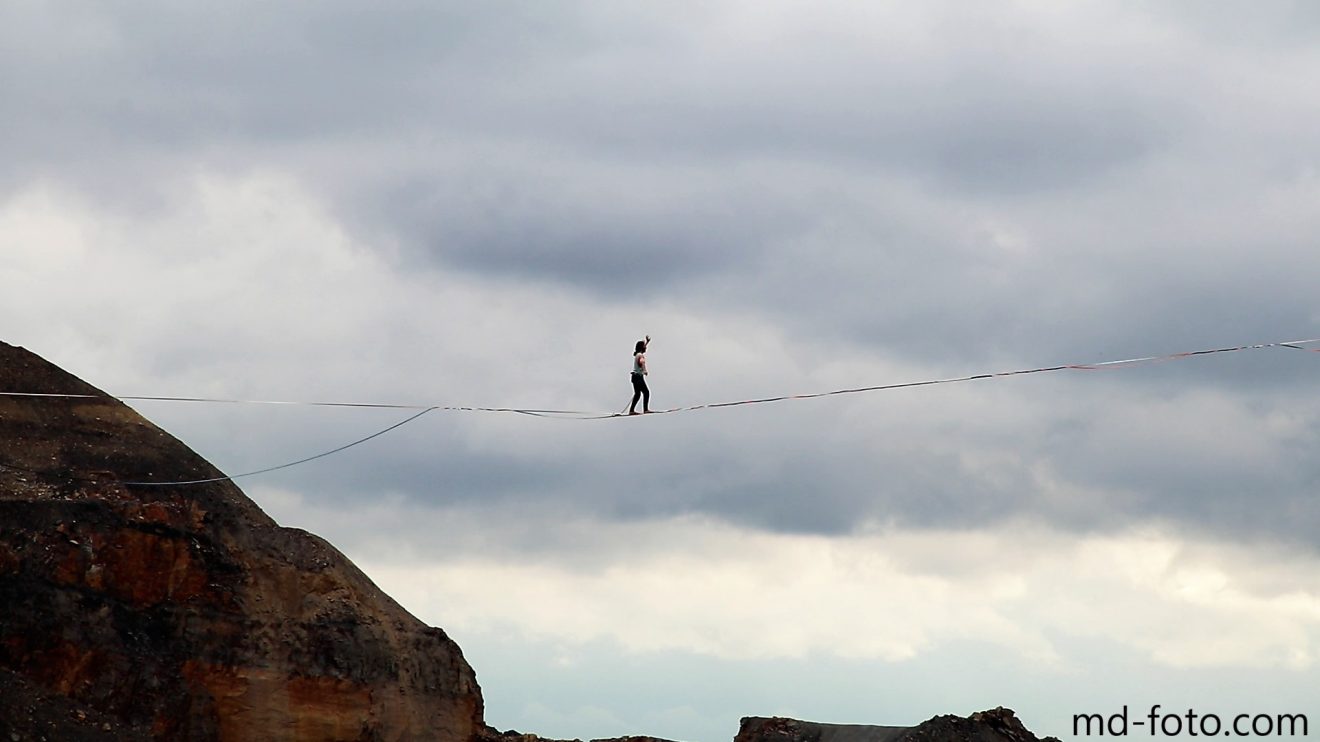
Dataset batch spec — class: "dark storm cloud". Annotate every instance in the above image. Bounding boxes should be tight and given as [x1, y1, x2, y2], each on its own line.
[370, 163, 806, 296]
[3, 1, 1182, 276]
[0, 1, 570, 140]
[357, 7, 1188, 297]
[0, 1, 589, 199]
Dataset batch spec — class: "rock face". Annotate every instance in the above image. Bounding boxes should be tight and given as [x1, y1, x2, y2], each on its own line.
[735, 709, 1061, 742]
[735, 717, 908, 742]
[0, 342, 483, 741]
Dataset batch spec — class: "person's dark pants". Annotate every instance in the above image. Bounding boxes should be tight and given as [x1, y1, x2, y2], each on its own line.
[630, 373, 650, 413]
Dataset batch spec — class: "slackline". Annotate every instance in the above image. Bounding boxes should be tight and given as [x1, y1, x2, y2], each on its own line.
[0, 336, 1316, 486]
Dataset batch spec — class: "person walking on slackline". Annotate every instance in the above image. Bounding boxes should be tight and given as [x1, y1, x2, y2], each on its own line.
[630, 334, 651, 415]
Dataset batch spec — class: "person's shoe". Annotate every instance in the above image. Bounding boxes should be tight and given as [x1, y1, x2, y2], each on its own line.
[629, 411, 641, 416]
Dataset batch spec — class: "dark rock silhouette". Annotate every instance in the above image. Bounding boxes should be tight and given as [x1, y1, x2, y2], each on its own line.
[0, 341, 482, 741]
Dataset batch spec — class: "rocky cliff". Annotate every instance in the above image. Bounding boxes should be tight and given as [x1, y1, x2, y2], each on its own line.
[0, 341, 483, 741]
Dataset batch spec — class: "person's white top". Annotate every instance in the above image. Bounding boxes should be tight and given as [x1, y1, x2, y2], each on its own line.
[633, 352, 646, 375]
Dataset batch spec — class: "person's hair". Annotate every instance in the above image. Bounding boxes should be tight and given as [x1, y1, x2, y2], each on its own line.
[635, 340, 647, 354]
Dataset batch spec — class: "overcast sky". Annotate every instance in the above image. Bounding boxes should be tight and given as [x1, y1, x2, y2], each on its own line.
[6, 2, 1320, 739]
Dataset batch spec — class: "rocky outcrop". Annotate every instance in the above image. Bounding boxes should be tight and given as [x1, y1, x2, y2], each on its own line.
[892, 708, 1062, 742]
[735, 717, 908, 742]
[735, 709, 1060, 742]
[0, 341, 483, 741]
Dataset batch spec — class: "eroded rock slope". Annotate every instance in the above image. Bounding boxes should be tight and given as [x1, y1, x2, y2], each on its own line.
[0, 341, 483, 741]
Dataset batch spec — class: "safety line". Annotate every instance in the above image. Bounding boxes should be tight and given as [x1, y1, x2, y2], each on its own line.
[1, 336, 1317, 486]
[122, 406, 439, 486]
